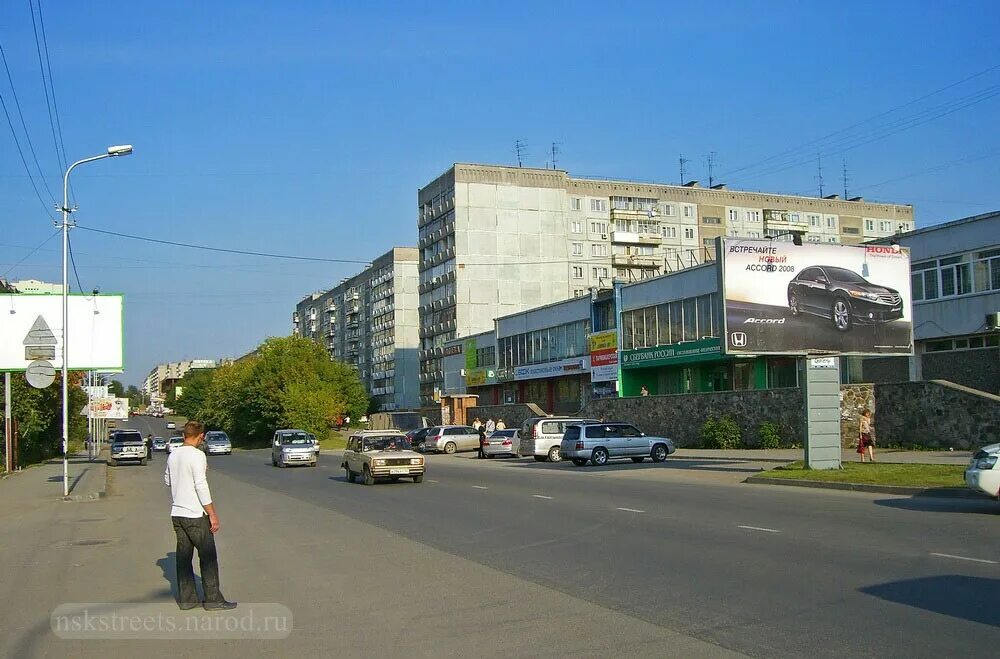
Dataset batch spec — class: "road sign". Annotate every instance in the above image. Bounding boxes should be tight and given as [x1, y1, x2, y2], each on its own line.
[25, 360, 56, 388]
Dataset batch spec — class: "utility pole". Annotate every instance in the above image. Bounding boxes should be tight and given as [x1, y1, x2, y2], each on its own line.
[679, 154, 689, 184]
[816, 154, 825, 197]
[551, 142, 561, 170]
[4, 372, 11, 473]
[842, 159, 849, 199]
[515, 140, 527, 168]
[706, 152, 717, 187]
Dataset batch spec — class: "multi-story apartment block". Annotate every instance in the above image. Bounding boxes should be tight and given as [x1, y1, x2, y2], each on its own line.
[416, 163, 914, 405]
[292, 247, 420, 411]
[142, 359, 218, 401]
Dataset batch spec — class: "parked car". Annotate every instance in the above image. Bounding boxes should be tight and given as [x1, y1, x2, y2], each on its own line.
[152, 437, 167, 452]
[109, 430, 148, 467]
[421, 425, 481, 454]
[405, 426, 435, 450]
[166, 421, 176, 430]
[205, 431, 232, 456]
[482, 429, 520, 458]
[167, 436, 185, 453]
[787, 265, 903, 332]
[271, 429, 318, 467]
[519, 416, 601, 463]
[342, 431, 424, 485]
[560, 422, 676, 467]
[965, 443, 1000, 498]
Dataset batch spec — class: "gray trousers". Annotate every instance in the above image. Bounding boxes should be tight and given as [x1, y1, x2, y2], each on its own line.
[171, 515, 224, 605]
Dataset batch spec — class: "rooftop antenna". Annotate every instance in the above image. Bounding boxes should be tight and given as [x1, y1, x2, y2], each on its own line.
[679, 154, 689, 184]
[816, 153, 825, 197]
[842, 158, 849, 199]
[705, 151, 717, 188]
[515, 139, 527, 168]
[551, 142, 561, 170]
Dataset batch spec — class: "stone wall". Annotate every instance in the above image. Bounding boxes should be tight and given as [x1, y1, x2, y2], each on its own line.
[840, 384, 874, 448]
[922, 348, 999, 395]
[579, 388, 804, 448]
[467, 403, 548, 430]
[871, 380, 1000, 450]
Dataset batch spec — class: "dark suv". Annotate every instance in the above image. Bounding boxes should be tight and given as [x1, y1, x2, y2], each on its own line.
[787, 265, 903, 331]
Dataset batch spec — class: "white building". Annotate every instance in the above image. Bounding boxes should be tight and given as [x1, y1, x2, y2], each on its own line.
[11, 279, 64, 294]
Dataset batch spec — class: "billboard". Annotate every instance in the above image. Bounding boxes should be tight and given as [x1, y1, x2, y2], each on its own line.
[720, 239, 912, 356]
[82, 397, 129, 419]
[0, 294, 124, 370]
[588, 330, 619, 382]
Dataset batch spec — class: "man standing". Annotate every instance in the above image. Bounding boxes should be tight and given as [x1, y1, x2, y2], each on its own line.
[164, 421, 236, 611]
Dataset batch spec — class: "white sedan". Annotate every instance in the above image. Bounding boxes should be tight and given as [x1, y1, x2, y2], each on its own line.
[965, 443, 1000, 497]
[166, 421, 176, 430]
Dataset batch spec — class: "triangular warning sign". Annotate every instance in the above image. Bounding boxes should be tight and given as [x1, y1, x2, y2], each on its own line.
[23, 315, 57, 346]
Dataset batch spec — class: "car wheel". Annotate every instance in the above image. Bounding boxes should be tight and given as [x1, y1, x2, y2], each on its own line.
[139, 457, 147, 466]
[789, 292, 801, 316]
[443, 441, 457, 454]
[271, 456, 277, 467]
[832, 298, 852, 331]
[363, 466, 375, 486]
[533, 456, 547, 462]
[345, 468, 356, 483]
[547, 446, 562, 463]
[651, 444, 669, 463]
[591, 447, 609, 466]
[413, 473, 424, 483]
[571, 458, 588, 467]
[278, 457, 286, 468]
[631, 457, 644, 463]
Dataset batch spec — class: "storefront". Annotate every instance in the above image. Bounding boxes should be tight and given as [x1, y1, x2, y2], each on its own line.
[501, 356, 592, 414]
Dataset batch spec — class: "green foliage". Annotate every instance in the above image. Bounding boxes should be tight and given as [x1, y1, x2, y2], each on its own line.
[108, 379, 125, 397]
[757, 422, 782, 449]
[1, 372, 88, 467]
[171, 368, 214, 419]
[195, 336, 369, 447]
[700, 415, 742, 450]
[125, 384, 142, 409]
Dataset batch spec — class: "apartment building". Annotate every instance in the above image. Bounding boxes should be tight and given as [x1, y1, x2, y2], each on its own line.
[10, 279, 64, 294]
[292, 247, 420, 411]
[416, 163, 914, 405]
[142, 359, 218, 401]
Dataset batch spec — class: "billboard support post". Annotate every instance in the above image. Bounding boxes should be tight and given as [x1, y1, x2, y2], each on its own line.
[802, 356, 842, 470]
[4, 372, 11, 473]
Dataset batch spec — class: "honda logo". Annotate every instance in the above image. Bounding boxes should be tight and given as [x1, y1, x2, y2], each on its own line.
[730, 332, 747, 348]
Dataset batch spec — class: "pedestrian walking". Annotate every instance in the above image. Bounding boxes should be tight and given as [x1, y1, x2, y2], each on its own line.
[344, 415, 351, 428]
[164, 420, 236, 611]
[495, 418, 506, 430]
[477, 425, 487, 459]
[146, 433, 154, 461]
[640, 385, 649, 397]
[485, 418, 496, 434]
[857, 409, 876, 463]
[472, 417, 482, 431]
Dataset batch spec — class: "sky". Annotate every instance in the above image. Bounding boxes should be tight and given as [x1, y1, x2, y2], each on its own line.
[1, 0, 998, 386]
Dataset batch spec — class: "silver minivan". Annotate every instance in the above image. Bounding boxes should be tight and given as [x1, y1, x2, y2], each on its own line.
[519, 417, 600, 462]
[271, 429, 318, 467]
[560, 422, 676, 467]
[421, 425, 481, 454]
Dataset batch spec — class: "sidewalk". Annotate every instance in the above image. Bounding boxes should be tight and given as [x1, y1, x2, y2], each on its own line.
[673, 448, 972, 465]
[0, 453, 107, 509]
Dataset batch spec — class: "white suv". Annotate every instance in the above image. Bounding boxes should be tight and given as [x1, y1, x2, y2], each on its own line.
[965, 443, 1000, 498]
[519, 417, 600, 463]
[560, 423, 676, 467]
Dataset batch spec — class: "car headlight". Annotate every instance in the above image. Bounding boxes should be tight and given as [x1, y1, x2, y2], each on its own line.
[849, 291, 880, 301]
[410, 458, 423, 465]
[373, 459, 386, 466]
[975, 456, 998, 470]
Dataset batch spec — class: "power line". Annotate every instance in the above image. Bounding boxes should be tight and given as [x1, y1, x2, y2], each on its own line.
[0, 40, 56, 204]
[0, 229, 60, 278]
[0, 89, 55, 218]
[35, 0, 69, 175]
[67, 233, 83, 293]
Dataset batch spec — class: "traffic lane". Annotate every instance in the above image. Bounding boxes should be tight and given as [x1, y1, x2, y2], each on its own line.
[210, 450, 1000, 658]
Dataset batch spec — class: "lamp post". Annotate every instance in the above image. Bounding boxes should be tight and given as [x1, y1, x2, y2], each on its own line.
[59, 145, 133, 496]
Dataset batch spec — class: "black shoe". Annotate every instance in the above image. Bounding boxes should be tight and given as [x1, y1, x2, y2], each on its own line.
[178, 601, 202, 611]
[203, 600, 237, 611]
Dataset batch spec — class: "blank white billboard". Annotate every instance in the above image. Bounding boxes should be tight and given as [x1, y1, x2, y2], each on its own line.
[0, 294, 124, 370]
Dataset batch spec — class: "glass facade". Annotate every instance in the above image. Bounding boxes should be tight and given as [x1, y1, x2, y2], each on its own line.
[498, 319, 591, 369]
[620, 293, 720, 351]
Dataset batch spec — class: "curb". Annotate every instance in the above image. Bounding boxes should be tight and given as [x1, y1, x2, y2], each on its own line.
[674, 454, 796, 464]
[745, 475, 983, 498]
[61, 460, 108, 502]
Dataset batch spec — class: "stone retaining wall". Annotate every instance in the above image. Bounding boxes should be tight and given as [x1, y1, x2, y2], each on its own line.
[872, 380, 1000, 450]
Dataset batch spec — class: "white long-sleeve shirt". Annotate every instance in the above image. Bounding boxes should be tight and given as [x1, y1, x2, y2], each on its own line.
[164, 445, 213, 518]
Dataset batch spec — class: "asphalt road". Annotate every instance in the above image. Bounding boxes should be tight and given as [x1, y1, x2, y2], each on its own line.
[181, 438, 1000, 658]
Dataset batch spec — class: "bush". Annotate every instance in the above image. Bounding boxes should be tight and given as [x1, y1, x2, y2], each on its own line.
[757, 422, 781, 449]
[700, 416, 742, 449]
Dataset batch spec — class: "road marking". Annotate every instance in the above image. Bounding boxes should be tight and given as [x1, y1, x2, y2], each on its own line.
[616, 507, 645, 513]
[472, 485, 488, 490]
[930, 552, 998, 565]
[532, 495, 553, 500]
[428, 479, 440, 483]
[738, 525, 781, 534]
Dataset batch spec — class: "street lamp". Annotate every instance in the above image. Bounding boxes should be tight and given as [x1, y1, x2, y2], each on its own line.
[59, 145, 133, 497]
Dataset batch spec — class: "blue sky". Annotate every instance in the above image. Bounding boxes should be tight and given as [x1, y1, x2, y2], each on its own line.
[1, 0, 998, 385]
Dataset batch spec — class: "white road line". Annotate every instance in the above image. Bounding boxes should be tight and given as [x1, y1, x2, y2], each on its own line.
[472, 485, 488, 490]
[930, 552, 998, 565]
[738, 525, 781, 534]
[616, 507, 645, 513]
[428, 479, 440, 483]
[532, 495, 553, 500]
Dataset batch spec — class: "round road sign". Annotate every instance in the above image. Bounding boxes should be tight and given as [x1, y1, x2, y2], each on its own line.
[25, 359, 56, 389]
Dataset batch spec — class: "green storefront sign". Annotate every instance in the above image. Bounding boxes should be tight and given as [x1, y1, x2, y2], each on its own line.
[464, 338, 478, 371]
[620, 338, 722, 370]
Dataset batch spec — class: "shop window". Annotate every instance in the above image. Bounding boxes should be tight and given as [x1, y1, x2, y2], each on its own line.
[925, 340, 952, 352]
[655, 303, 670, 345]
[682, 298, 698, 341]
[733, 362, 755, 390]
[669, 300, 683, 344]
[767, 358, 799, 388]
[633, 309, 646, 348]
[643, 307, 657, 348]
[621, 311, 634, 351]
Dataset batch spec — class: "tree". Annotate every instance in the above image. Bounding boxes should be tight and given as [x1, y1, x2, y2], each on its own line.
[171, 368, 214, 419]
[1, 372, 88, 468]
[108, 379, 125, 397]
[126, 385, 142, 409]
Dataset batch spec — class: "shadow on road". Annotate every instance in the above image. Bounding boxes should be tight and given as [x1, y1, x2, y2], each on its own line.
[492, 457, 766, 475]
[860, 575, 1000, 627]
[872, 497, 1000, 515]
[157, 552, 204, 602]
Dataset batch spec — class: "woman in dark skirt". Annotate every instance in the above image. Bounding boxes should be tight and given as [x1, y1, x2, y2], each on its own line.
[858, 409, 875, 462]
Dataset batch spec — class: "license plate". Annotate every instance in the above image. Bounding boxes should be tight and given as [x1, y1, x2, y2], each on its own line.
[389, 468, 409, 475]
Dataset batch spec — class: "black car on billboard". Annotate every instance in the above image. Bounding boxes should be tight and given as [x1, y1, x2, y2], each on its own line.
[787, 265, 903, 331]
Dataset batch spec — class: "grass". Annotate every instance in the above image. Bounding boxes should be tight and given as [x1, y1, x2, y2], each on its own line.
[318, 430, 348, 451]
[762, 461, 965, 488]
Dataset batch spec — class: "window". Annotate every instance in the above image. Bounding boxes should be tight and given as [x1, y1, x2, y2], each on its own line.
[633, 308, 645, 348]
[683, 205, 694, 218]
[684, 227, 695, 239]
[591, 244, 607, 257]
[591, 267, 608, 279]
[590, 222, 608, 234]
[661, 203, 675, 216]
[571, 242, 583, 256]
[573, 288, 585, 297]
[728, 209, 739, 222]
[865, 219, 875, 232]
[682, 297, 697, 341]
[826, 216, 836, 228]
[571, 197, 582, 211]
[747, 210, 760, 222]
[662, 226, 677, 238]
[571, 221, 582, 233]
[790, 213, 800, 223]
[843, 227, 860, 235]
[827, 237, 838, 243]
[880, 221, 893, 232]
[591, 199, 607, 212]
[572, 266, 583, 279]
[939, 256, 971, 297]
[808, 214, 820, 227]
[703, 216, 721, 225]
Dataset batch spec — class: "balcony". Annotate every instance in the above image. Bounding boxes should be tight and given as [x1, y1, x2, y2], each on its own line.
[326, 326, 336, 337]
[611, 254, 661, 268]
[611, 230, 662, 245]
[610, 207, 658, 222]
